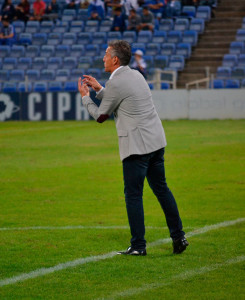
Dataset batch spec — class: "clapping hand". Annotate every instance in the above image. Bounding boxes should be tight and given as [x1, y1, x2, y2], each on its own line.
[82, 75, 102, 92]
[78, 77, 90, 97]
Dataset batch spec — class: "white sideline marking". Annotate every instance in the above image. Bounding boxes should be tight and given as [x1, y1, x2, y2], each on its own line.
[0, 225, 172, 231]
[100, 255, 245, 300]
[0, 218, 244, 288]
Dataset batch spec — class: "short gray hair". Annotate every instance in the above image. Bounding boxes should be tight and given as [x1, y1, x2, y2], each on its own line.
[108, 40, 131, 66]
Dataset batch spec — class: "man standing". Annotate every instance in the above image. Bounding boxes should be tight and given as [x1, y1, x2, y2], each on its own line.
[78, 40, 188, 256]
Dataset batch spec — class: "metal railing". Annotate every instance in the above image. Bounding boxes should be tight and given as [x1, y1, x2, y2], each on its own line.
[147, 68, 177, 90]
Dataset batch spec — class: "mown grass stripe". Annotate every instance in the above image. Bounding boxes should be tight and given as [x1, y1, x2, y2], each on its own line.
[100, 255, 245, 300]
[0, 225, 172, 231]
[0, 218, 244, 288]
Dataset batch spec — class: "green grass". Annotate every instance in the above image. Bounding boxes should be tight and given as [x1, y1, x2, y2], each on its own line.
[0, 120, 244, 299]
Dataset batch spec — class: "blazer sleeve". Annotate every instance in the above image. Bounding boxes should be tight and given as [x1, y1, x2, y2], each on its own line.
[82, 81, 122, 123]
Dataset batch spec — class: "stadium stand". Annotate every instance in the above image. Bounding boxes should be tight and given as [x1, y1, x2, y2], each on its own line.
[0, 0, 245, 91]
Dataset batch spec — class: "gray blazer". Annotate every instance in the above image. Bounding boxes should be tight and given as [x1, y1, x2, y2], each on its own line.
[82, 66, 167, 161]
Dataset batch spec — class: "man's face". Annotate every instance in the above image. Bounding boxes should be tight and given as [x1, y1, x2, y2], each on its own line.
[143, 8, 148, 15]
[103, 47, 116, 73]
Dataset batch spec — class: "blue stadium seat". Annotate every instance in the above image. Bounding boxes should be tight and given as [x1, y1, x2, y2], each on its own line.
[25, 21, 40, 33]
[93, 56, 104, 68]
[169, 55, 185, 71]
[229, 41, 244, 55]
[101, 70, 110, 81]
[154, 55, 169, 68]
[161, 83, 170, 89]
[19, 33, 32, 45]
[48, 81, 63, 92]
[210, 79, 224, 89]
[236, 29, 245, 42]
[159, 19, 174, 31]
[2, 57, 17, 70]
[33, 57, 47, 70]
[222, 54, 238, 68]
[131, 43, 146, 54]
[152, 31, 167, 43]
[40, 45, 55, 57]
[47, 57, 62, 70]
[182, 6, 196, 17]
[196, 5, 211, 21]
[143, 55, 154, 68]
[167, 30, 182, 43]
[161, 43, 176, 56]
[0, 45, 10, 58]
[33, 82, 48, 92]
[237, 54, 245, 67]
[225, 79, 240, 88]
[231, 67, 245, 79]
[70, 69, 85, 81]
[18, 82, 32, 92]
[77, 32, 92, 45]
[63, 57, 78, 69]
[107, 31, 122, 41]
[189, 18, 205, 34]
[70, 20, 84, 33]
[47, 33, 62, 45]
[12, 21, 25, 34]
[40, 21, 54, 33]
[216, 66, 231, 79]
[9, 69, 25, 81]
[40, 69, 55, 81]
[145, 43, 160, 56]
[56, 45, 70, 57]
[99, 44, 108, 56]
[99, 20, 113, 32]
[122, 31, 137, 43]
[64, 81, 77, 91]
[0, 70, 9, 81]
[62, 9, 76, 22]
[241, 78, 245, 88]
[32, 33, 47, 46]
[174, 19, 189, 31]
[53, 22, 69, 33]
[77, 9, 89, 21]
[137, 31, 152, 43]
[70, 45, 85, 57]
[78, 56, 93, 69]
[25, 45, 40, 58]
[56, 69, 71, 82]
[176, 43, 191, 58]
[3, 82, 17, 92]
[182, 30, 198, 46]
[26, 69, 40, 81]
[85, 44, 99, 56]
[84, 20, 99, 33]
[87, 68, 101, 79]
[62, 33, 77, 45]
[92, 32, 107, 45]
[10, 45, 25, 58]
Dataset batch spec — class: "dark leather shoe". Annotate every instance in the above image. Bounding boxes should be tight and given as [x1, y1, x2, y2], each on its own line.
[117, 246, 147, 256]
[173, 236, 189, 254]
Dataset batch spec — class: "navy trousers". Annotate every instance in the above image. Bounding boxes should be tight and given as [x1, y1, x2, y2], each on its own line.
[122, 148, 185, 249]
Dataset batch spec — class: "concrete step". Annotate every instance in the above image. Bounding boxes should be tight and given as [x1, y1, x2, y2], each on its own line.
[199, 35, 236, 42]
[186, 60, 222, 67]
[204, 29, 237, 35]
[217, 6, 245, 11]
[193, 48, 230, 55]
[197, 41, 231, 48]
[179, 67, 216, 74]
[215, 11, 245, 17]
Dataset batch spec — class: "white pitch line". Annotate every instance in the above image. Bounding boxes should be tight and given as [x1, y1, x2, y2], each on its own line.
[100, 255, 245, 300]
[0, 217, 244, 288]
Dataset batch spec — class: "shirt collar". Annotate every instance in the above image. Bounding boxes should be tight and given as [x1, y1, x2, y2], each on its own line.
[109, 66, 123, 80]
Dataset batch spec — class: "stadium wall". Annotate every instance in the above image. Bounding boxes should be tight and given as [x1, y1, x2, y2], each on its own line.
[0, 90, 244, 122]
